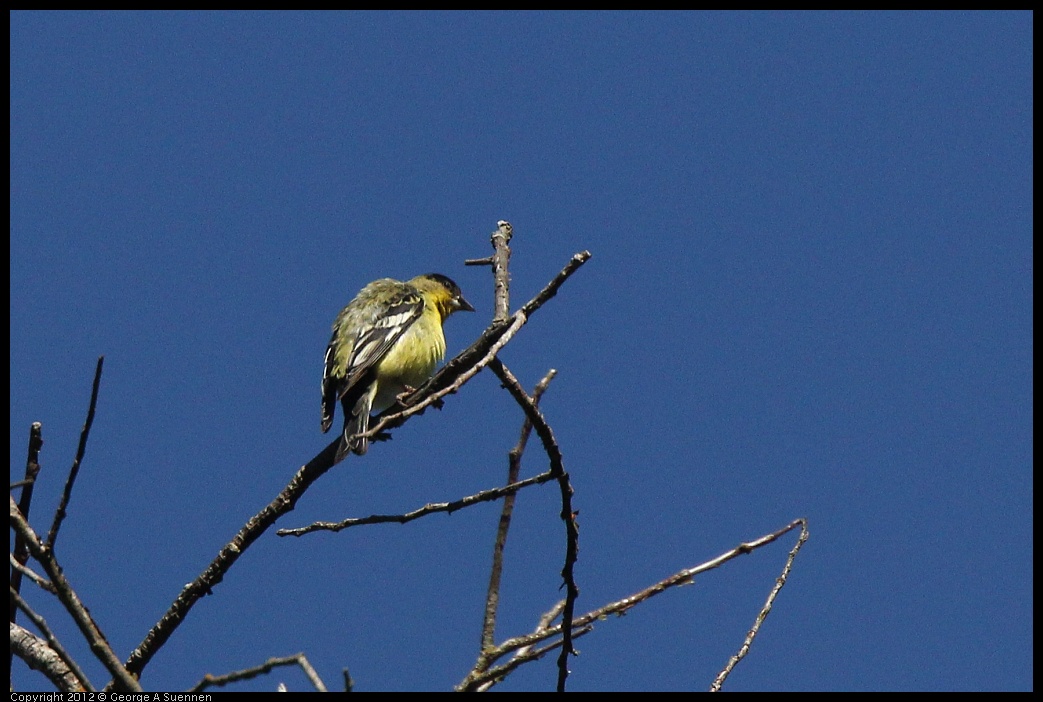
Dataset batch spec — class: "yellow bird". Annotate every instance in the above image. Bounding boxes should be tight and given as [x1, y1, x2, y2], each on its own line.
[322, 273, 474, 461]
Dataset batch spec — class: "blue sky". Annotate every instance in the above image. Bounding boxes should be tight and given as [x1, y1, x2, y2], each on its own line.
[10, 11, 1032, 692]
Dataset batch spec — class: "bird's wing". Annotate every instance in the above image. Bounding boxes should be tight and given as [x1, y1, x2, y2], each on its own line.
[321, 341, 342, 433]
[340, 289, 425, 397]
[321, 286, 424, 433]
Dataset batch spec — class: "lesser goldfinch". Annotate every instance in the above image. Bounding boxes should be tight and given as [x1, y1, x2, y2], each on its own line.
[322, 273, 475, 461]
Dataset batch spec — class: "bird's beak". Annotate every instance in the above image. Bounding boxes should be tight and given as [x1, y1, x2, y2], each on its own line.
[456, 295, 476, 313]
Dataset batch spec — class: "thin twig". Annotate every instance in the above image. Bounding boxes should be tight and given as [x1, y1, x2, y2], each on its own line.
[278, 470, 555, 536]
[9, 553, 56, 594]
[488, 359, 578, 692]
[10, 496, 141, 691]
[11, 422, 44, 635]
[488, 220, 513, 322]
[520, 251, 591, 319]
[710, 518, 810, 691]
[473, 599, 565, 692]
[188, 653, 328, 692]
[47, 356, 104, 548]
[465, 220, 513, 321]
[481, 368, 557, 651]
[458, 519, 807, 691]
[469, 626, 595, 692]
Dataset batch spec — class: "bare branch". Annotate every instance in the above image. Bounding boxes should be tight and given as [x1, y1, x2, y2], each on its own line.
[520, 250, 592, 319]
[471, 598, 566, 692]
[710, 518, 810, 691]
[459, 519, 807, 690]
[10, 622, 86, 693]
[188, 652, 328, 693]
[47, 356, 104, 548]
[487, 361, 566, 481]
[463, 220, 514, 322]
[10, 588, 94, 691]
[481, 368, 557, 652]
[9, 553, 56, 594]
[277, 470, 555, 537]
[10, 496, 140, 691]
[488, 360, 578, 692]
[11, 422, 44, 634]
[468, 625, 595, 692]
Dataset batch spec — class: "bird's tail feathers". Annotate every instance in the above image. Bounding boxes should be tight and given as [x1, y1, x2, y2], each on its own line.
[321, 395, 335, 434]
[334, 390, 373, 463]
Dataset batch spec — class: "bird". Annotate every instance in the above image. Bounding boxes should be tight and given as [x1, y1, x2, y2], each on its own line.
[322, 273, 475, 462]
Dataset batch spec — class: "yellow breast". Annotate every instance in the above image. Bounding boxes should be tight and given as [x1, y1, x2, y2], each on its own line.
[371, 306, 446, 412]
